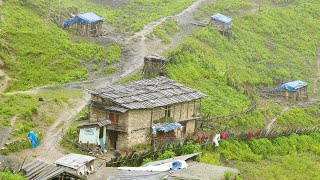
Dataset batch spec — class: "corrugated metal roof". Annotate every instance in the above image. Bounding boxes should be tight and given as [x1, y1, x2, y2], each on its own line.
[22, 160, 82, 180]
[54, 154, 96, 170]
[87, 77, 207, 110]
[77, 120, 112, 128]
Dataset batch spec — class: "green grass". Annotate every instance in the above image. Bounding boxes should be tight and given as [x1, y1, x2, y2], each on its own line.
[0, 172, 26, 180]
[0, 89, 83, 140]
[199, 133, 320, 178]
[106, 43, 122, 63]
[0, 0, 108, 91]
[166, 0, 320, 116]
[275, 107, 320, 127]
[151, 19, 180, 44]
[25, 0, 195, 34]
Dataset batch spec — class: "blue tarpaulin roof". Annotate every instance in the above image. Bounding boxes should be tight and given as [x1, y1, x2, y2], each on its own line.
[211, 14, 232, 24]
[63, 12, 103, 28]
[273, 80, 308, 92]
[152, 122, 182, 135]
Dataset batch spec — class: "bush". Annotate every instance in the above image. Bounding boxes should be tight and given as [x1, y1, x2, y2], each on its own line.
[181, 141, 201, 155]
[157, 150, 176, 160]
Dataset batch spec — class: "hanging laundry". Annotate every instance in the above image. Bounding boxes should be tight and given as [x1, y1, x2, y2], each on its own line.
[201, 132, 207, 143]
[213, 134, 221, 147]
[247, 132, 252, 140]
[209, 133, 214, 142]
[220, 131, 229, 140]
[197, 133, 201, 142]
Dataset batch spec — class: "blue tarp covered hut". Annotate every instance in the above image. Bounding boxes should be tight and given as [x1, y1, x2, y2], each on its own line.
[63, 12, 103, 36]
[273, 80, 308, 92]
[210, 14, 233, 38]
[271, 80, 308, 101]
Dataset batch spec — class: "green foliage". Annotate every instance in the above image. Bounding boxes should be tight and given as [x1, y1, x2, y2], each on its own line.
[106, 43, 122, 63]
[199, 151, 221, 165]
[142, 158, 153, 165]
[218, 133, 320, 162]
[0, 89, 83, 139]
[0, 1, 110, 91]
[276, 107, 320, 127]
[180, 141, 201, 155]
[167, 1, 320, 117]
[238, 152, 320, 179]
[151, 19, 180, 44]
[0, 132, 43, 155]
[157, 150, 176, 160]
[152, 26, 170, 44]
[224, 171, 233, 180]
[104, 66, 117, 75]
[0, 172, 26, 180]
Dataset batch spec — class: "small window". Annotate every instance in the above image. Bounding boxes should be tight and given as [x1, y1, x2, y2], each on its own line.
[165, 106, 171, 118]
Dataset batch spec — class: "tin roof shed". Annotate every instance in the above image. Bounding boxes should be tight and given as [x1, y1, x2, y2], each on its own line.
[54, 154, 96, 170]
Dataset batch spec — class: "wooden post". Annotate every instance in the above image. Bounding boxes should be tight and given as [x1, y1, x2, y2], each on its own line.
[180, 103, 182, 120]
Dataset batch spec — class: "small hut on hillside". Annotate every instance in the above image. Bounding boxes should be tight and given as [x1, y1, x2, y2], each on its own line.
[63, 12, 103, 36]
[270, 80, 308, 101]
[210, 14, 232, 38]
[142, 54, 168, 79]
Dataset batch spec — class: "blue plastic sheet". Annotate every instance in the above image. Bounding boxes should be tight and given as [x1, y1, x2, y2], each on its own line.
[211, 14, 233, 24]
[27, 131, 38, 148]
[273, 80, 308, 92]
[171, 161, 182, 170]
[64, 12, 103, 28]
[152, 122, 182, 135]
[99, 138, 105, 150]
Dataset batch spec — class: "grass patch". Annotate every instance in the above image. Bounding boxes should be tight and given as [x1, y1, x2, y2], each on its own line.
[0, 0, 108, 91]
[0, 89, 83, 140]
[106, 43, 122, 63]
[104, 66, 117, 75]
[0, 171, 26, 180]
[151, 19, 180, 44]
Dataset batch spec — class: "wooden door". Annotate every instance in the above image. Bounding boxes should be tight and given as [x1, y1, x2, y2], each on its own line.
[108, 131, 118, 150]
[109, 113, 119, 125]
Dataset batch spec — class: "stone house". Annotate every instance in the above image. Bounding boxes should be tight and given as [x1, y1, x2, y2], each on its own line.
[86, 76, 207, 150]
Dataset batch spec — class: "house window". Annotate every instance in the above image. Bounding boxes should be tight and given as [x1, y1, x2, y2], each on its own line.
[165, 106, 171, 120]
[109, 112, 119, 125]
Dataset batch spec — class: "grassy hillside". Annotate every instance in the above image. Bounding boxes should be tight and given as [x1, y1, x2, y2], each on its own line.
[0, 0, 108, 91]
[166, 0, 320, 117]
[23, 0, 195, 34]
[199, 133, 320, 179]
[0, 0, 195, 92]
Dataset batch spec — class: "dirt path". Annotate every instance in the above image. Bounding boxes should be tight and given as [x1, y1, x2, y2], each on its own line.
[265, 106, 290, 134]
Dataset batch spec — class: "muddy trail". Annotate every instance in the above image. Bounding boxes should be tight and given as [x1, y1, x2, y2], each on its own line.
[0, 0, 214, 166]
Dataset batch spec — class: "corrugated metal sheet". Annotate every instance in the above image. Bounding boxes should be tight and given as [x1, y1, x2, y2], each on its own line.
[54, 154, 95, 170]
[87, 77, 207, 110]
[22, 160, 80, 180]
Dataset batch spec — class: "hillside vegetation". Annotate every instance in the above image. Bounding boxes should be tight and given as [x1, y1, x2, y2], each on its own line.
[0, 0, 195, 92]
[166, 0, 320, 117]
